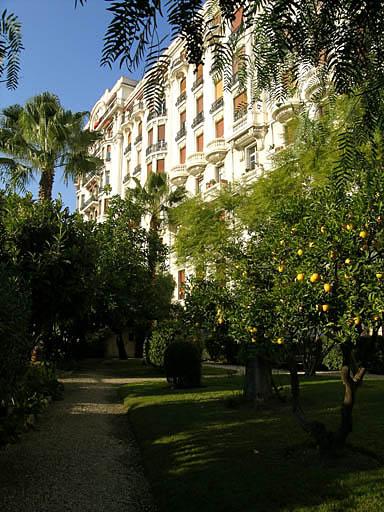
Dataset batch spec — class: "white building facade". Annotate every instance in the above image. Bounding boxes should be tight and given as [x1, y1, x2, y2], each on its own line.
[76, 8, 317, 300]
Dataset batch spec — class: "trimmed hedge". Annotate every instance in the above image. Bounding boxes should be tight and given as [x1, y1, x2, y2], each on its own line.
[164, 341, 201, 388]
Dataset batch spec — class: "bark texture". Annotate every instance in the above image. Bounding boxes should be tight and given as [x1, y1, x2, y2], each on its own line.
[244, 356, 273, 402]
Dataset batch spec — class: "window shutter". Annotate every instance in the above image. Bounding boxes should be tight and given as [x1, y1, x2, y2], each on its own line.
[215, 118, 224, 138]
[157, 159, 165, 174]
[180, 146, 186, 164]
[158, 124, 165, 141]
[196, 133, 204, 152]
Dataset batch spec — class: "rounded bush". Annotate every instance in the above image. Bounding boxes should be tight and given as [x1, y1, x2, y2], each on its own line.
[164, 341, 201, 388]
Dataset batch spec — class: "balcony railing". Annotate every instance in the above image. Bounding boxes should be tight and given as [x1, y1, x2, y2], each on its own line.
[123, 174, 130, 184]
[191, 112, 204, 129]
[234, 107, 247, 122]
[135, 134, 143, 145]
[146, 140, 167, 156]
[175, 125, 186, 142]
[124, 143, 132, 155]
[209, 97, 224, 114]
[192, 77, 204, 92]
[175, 92, 186, 107]
[147, 108, 167, 122]
[81, 195, 97, 210]
[186, 152, 206, 176]
[133, 164, 142, 176]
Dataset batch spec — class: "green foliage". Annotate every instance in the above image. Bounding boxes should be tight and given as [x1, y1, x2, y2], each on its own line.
[0, 92, 102, 200]
[164, 341, 201, 388]
[184, 279, 239, 363]
[0, 9, 22, 90]
[0, 263, 31, 407]
[95, 195, 174, 339]
[146, 324, 177, 369]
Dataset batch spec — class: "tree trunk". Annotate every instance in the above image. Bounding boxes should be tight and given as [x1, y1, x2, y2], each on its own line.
[116, 332, 127, 360]
[244, 355, 272, 402]
[38, 169, 54, 201]
[289, 360, 366, 454]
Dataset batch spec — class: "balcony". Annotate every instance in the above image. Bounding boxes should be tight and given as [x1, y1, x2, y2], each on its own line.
[272, 99, 301, 124]
[146, 140, 167, 157]
[186, 152, 206, 176]
[83, 171, 99, 189]
[191, 112, 204, 129]
[135, 134, 143, 145]
[170, 56, 188, 77]
[170, 164, 188, 186]
[124, 143, 132, 155]
[205, 138, 228, 165]
[123, 174, 130, 184]
[147, 108, 167, 122]
[80, 195, 97, 212]
[209, 97, 224, 114]
[133, 164, 142, 176]
[192, 77, 204, 92]
[132, 101, 144, 117]
[175, 92, 186, 108]
[175, 125, 186, 142]
[234, 107, 247, 122]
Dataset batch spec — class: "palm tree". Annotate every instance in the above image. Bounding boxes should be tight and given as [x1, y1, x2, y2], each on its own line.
[0, 92, 102, 201]
[128, 172, 185, 274]
[0, 9, 22, 90]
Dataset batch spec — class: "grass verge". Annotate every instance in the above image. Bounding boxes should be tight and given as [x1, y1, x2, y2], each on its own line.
[120, 366, 384, 512]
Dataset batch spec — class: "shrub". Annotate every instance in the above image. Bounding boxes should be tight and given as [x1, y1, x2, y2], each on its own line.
[146, 325, 176, 368]
[164, 341, 201, 388]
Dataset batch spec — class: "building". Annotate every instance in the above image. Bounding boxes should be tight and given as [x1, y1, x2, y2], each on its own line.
[76, 7, 317, 301]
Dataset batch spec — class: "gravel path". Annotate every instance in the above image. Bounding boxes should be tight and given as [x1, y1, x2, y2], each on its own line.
[0, 364, 155, 512]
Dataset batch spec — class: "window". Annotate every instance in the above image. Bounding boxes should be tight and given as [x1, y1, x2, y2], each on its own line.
[233, 91, 247, 119]
[158, 124, 165, 142]
[105, 170, 110, 185]
[231, 7, 243, 32]
[147, 162, 152, 177]
[247, 146, 258, 170]
[137, 149, 141, 165]
[214, 79, 223, 100]
[196, 95, 203, 114]
[148, 128, 153, 146]
[180, 110, 186, 129]
[106, 145, 111, 162]
[127, 132, 131, 144]
[215, 118, 224, 138]
[180, 77, 186, 94]
[157, 159, 165, 174]
[104, 198, 110, 213]
[126, 160, 130, 174]
[178, 269, 186, 300]
[138, 121, 142, 136]
[196, 133, 204, 152]
[196, 63, 203, 80]
[180, 146, 186, 164]
[196, 176, 203, 193]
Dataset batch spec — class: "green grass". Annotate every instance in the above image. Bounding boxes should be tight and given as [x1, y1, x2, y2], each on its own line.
[120, 370, 384, 512]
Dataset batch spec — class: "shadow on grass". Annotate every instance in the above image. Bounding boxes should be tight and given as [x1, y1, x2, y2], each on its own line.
[124, 378, 384, 512]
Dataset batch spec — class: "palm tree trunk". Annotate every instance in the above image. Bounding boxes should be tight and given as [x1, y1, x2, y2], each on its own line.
[38, 169, 54, 201]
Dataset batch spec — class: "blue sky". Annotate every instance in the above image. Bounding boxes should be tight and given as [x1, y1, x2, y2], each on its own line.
[1, 0, 148, 210]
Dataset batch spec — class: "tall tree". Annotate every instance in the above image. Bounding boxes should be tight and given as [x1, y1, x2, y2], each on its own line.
[0, 92, 102, 201]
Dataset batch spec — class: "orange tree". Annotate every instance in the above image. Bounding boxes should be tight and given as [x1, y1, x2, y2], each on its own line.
[228, 168, 384, 452]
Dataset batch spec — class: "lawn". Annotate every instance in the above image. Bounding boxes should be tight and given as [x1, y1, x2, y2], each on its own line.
[120, 367, 384, 512]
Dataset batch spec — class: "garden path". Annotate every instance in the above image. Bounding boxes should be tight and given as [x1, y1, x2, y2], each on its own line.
[0, 361, 155, 512]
